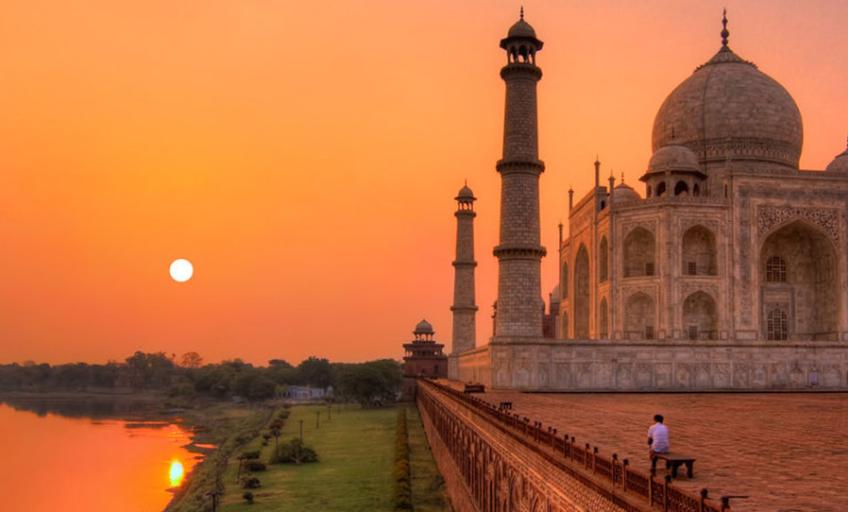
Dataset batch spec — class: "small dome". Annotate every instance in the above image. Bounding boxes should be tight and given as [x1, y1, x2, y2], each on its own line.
[612, 183, 641, 203]
[456, 184, 475, 200]
[507, 18, 536, 39]
[413, 319, 434, 335]
[648, 145, 700, 173]
[825, 142, 848, 173]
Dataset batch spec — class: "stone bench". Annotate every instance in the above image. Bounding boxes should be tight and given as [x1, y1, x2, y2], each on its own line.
[651, 453, 695, 479]
[463, 383, 485, 393]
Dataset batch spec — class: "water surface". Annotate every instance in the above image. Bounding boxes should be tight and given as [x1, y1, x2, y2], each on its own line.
[0, 399, 199, 512]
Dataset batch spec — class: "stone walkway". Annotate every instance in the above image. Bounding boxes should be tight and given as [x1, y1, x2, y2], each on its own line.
[463, 388, 848, 512]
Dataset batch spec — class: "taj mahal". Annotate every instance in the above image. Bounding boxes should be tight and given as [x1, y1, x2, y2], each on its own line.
[434, 10, 848, 391]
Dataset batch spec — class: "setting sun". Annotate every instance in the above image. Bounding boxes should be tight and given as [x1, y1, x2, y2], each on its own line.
[168, 459, 185, 488]
[169, 259, 194, 283]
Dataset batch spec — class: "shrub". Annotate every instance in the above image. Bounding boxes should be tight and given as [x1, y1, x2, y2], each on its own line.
[243, 491, 254, 504]
[245, 460, 267, 472]
[241, 450, 261, 460]
[278, 409, 291, 419]
[270, 438, 318, 464]
[242, 477, 261, 489]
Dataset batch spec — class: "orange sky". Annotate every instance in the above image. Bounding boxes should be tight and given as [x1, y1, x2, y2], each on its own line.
[1, 0, 846, 365]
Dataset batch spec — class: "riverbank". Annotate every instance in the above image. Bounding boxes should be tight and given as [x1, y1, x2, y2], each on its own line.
[1, 391, 451, 511]
[166, 402, 277, 512]
[0, 389, 277, 511]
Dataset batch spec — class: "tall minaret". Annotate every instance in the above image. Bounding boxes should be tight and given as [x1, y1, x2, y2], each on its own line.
[450, 183, 478, 358]
[493, 9, 546, 340]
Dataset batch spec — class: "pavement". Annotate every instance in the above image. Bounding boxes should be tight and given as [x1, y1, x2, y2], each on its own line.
[448, 385, 848, 512]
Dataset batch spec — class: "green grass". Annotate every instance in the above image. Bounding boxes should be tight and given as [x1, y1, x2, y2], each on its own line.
[221, 404, 397, 511]
[407, 407, 450, 512]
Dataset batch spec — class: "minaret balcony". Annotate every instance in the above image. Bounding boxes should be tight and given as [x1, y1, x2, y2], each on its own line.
[496, 159, 545, 175]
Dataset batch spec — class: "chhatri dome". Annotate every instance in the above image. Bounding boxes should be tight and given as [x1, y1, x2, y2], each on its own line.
[646, 144, 700, 174]
[413, 319, 434, 336]
[456, 183, 475, 200]
[826, 138, 848, 173]
[651, 11, 803, 170]
[612, 181, 640, 203]
[507, 7, 537, 39]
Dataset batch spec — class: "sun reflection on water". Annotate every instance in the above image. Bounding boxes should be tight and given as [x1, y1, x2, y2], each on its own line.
[169, 459, 185, 488]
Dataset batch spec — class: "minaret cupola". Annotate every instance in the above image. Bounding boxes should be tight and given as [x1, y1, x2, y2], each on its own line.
[500, 7, 543, 65]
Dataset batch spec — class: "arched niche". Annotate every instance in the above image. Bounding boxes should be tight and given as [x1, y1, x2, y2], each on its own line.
[574, 244, 590, 338]
[682, 225, 717, 275]
[624, 227, 656, 277]
[759, 220, 838, 341]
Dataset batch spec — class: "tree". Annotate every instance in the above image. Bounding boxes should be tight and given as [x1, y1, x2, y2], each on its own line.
[297, 357, 333, 388]
[180, 352, 203, 369]
[248, 376, 276, 401]
[336, 359, 402, 406]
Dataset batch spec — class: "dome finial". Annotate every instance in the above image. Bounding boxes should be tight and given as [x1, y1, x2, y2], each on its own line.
[520, 5, 524, 20]
[721, 8, 730, 48]
[621, 172, 625, 184]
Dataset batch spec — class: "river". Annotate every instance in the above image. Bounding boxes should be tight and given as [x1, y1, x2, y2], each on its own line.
[0, 396, 201, 512]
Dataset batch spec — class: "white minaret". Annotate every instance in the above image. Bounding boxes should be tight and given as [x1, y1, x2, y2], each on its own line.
[493, 10, 546, 340]
[450, 184, 478, 353]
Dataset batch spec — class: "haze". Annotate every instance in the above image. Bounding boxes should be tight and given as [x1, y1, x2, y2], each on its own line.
[1, 0, 846, 364]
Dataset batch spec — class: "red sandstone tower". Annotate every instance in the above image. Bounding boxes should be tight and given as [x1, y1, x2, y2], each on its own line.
[493, 10, 546, 340]
[402, 319, 447, 398]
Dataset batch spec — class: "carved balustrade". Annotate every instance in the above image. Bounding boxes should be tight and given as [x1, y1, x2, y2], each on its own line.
[417, 379, 736, 512]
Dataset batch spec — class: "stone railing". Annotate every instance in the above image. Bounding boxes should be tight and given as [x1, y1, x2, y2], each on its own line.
[418, 379, 738, 512]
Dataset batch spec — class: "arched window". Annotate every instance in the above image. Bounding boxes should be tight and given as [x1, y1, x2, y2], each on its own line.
[674, 181, 689, 196]
[766, 256, 787, 283]
[599, 236, 609, 282]
[767, 308, 788, 341]
[561, 263, 568, 298]
[656, 182, 667, 197]
[693, 183, 701, 196]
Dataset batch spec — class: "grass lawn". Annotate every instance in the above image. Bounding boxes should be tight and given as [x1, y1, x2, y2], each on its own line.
[407, 407, 450, 512]
[221, 404, 397, 511]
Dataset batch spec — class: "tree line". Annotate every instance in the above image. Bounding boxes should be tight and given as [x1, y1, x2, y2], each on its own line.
[0, 352, 402, 404]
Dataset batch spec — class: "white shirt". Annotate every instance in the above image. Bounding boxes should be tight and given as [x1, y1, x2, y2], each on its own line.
[648, 422, 670, 453]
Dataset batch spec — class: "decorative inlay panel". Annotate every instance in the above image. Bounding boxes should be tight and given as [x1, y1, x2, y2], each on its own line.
[757, 206, 840, 242]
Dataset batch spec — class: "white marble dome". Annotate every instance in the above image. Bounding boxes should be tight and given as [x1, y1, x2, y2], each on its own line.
[652, 46, 802, 170]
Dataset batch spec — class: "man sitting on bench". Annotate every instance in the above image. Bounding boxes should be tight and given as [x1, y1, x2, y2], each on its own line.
[647, 414, 669, 460]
